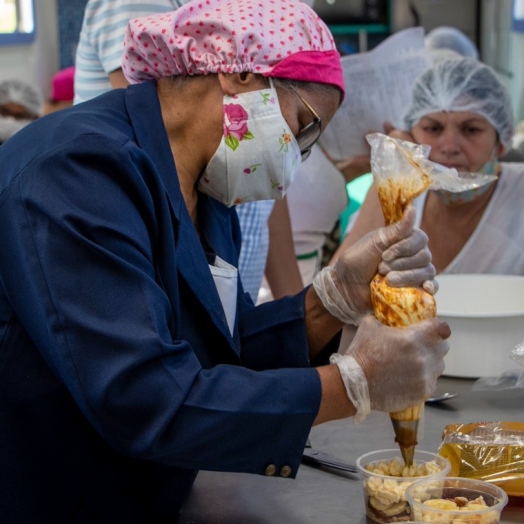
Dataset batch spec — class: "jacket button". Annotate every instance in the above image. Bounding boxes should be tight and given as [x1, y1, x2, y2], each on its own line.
[280, 465, 292, 478]
[265, 464, 276, 476]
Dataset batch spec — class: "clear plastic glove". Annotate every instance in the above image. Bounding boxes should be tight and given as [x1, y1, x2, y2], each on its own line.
[331, 315, 450, 422]
[313, 205, 436, 325]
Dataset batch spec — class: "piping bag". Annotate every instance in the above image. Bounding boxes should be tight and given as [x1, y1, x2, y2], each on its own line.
[366, 133, 497, 466]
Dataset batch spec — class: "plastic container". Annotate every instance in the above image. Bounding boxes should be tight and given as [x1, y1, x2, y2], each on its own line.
[439, 421, 524, 497]
[356, 449, 451, 524]
[436, 274, 524, 378]
[405, 477, 508, 524]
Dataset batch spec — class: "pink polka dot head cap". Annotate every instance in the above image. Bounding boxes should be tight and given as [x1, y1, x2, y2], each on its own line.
[122, 0, 345, 97]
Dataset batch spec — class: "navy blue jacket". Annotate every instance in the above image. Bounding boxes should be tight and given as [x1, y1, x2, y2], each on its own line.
[0, 81, 337, 522]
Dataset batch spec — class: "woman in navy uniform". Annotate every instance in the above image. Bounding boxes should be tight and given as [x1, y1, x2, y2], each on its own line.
[0, 1, 449, 521]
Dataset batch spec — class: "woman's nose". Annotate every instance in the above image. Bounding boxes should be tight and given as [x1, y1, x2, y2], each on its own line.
[436, 128, 461, 156]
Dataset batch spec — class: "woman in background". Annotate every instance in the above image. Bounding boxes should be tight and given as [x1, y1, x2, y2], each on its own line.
[334, 57, 524, 276]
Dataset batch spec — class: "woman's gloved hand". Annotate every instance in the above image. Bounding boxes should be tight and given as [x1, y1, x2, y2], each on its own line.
[330, 315, 450, 423]
[313, 205, 436, 325]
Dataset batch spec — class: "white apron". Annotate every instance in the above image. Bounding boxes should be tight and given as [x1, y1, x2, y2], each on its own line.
[209, 256, 238, 336]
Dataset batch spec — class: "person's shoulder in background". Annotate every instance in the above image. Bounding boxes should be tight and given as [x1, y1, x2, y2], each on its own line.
[500, 147, 524, 163]
[511, 120, 524, 159]
[74, 0, 189, 104]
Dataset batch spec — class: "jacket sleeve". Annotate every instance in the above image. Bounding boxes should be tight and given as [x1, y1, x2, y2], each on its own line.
[0, 134, 322, 478]
[237, 287, 342, 371]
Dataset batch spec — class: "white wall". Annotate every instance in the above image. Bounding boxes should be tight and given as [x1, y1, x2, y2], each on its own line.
[509, 32, 524, 124]
[391, 0, 478, 43]
[0, 0, 59, 99]
[481, 0, 524, 123]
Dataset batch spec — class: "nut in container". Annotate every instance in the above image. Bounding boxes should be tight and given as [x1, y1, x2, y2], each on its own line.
[356, 449, 450, 523]
[405, 477, 508, 524]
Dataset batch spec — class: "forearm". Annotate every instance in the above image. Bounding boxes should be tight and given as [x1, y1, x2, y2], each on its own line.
[265, 197, 303, 299]
[307, 288, 360, 426]
[335, 155, 371, 184]
[304, 286, 344, 360]
[329, 182, 384, 266]
[108, 68, 130, 90]
[338, 324, 358, 352]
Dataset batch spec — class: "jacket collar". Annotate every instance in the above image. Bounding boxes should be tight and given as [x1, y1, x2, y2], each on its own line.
[125, 81, 239, 351]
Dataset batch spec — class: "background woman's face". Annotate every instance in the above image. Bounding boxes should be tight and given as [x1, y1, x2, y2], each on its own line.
[411, 111, 502, 173]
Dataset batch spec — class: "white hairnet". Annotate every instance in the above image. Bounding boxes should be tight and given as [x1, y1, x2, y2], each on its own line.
[403, 57, 515, 149]
[0, 79, 43, 118]
[428, 48, 463, 66]
[425, 26, 479, 60]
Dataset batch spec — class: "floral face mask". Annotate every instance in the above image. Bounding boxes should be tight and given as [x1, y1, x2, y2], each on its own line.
[198, 80, 301, 207]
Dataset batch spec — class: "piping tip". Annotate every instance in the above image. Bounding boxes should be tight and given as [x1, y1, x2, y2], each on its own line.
[399, 444, 416, 468]
[390, 417, 419, 467]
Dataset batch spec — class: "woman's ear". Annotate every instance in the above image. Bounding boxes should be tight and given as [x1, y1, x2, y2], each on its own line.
[495, 142, 506, 158]
[217, 72, 267, 95]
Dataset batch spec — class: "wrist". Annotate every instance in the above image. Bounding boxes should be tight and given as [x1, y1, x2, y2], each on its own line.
[312, 267, 362, 325]
[314, 364, 355, 425]
[329, 353, 371, 424]
[305, 287, 344, 358]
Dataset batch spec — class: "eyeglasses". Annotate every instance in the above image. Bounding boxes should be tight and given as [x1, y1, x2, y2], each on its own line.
[290, 86, 322, 161]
